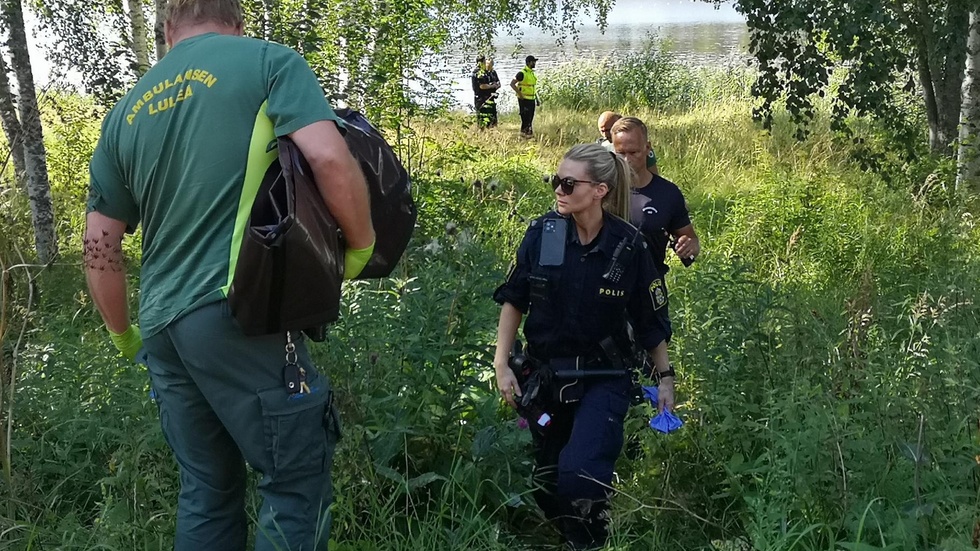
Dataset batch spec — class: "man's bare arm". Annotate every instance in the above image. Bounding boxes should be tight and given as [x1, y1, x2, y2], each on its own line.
[83, 211, 130, 333]
[289, 120, 375, 250]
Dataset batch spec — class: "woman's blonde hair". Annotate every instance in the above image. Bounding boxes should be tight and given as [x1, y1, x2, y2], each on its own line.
[165, 0, 243, 30]
[562, 143, 634, 220]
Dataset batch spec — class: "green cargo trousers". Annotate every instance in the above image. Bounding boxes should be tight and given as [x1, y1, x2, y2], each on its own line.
[142, 300, 340, 551]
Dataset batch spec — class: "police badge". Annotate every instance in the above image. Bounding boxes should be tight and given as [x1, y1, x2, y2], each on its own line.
[649, 278, 667, 310]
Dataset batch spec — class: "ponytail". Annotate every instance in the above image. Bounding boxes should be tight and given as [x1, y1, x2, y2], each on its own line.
[605, 152, 633, 221]
[561, 143, 636, 221]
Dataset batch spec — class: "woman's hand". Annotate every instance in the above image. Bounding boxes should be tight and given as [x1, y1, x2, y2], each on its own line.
[657, 376, 675, 413]
[495, 363, 522, 409]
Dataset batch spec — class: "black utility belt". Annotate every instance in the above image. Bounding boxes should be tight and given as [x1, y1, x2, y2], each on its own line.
[544, 356, 628, 380]
[530, 357, 623, 404]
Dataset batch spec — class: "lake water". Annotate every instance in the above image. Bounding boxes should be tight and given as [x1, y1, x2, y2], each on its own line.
[439, 0, 748, 110]
[27, 0, 748, 110]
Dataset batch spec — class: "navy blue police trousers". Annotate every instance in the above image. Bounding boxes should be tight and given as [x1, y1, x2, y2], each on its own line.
[529, 374, 632, 549]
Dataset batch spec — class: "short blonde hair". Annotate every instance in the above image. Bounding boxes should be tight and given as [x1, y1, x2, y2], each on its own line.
[165, 0, 243, 29]
[610, 116, 648, 142]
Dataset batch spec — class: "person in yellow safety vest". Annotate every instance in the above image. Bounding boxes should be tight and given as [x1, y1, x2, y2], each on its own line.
[510, 55, 539, 138]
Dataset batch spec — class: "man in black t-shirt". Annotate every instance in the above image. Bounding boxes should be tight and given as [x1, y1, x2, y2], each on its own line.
[612, 117, 700, 275]
[471, 56, 500, 128]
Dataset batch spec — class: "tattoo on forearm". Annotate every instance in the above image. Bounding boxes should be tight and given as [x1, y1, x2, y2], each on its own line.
[83, 230, 124, 272]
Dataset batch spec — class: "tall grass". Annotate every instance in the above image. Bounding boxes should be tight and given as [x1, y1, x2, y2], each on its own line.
[537, 38, 753, 113]
[1, 64, 979, 550]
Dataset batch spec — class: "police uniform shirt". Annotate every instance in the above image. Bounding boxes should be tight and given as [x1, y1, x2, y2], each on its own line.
[493, 212, 671, 361]
[629, 174, 691, 275]
[472, 69, 499, 102]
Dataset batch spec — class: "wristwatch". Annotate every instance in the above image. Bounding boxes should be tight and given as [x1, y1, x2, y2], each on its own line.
[654, 364, 676, 383]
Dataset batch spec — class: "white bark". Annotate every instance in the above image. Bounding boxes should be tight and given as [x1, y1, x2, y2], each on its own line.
[957, 11, 980, 192]
[126, 0, 151, 75]
[3, 0, 57, 262]
[0, 52, 25, 186]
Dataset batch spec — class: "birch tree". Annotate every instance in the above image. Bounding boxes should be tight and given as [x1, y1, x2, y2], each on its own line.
[731, 0, 969, 156]
[126, 0, 152, 76]
[0, 52, 25, 185]
[2, 0, 57, 262]
[958, 10, 980, 191]
[154, 0, 168, 60]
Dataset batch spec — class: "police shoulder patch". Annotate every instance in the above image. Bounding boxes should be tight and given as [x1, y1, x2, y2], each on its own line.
[649, 278, 667, 310]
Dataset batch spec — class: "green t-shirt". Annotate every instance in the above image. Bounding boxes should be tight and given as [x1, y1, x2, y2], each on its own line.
[88, 33, 339, 337]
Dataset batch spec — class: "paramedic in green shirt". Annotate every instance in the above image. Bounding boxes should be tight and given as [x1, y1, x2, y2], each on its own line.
[83, 0, 375, 549]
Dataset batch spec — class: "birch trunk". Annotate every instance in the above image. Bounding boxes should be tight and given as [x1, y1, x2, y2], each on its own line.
[154, 0, 168, 61]
[2, 0, 57, 263]
[957, 11, 980, 191]
[126, 0, 151, 75]
[0, 53, 25, 187]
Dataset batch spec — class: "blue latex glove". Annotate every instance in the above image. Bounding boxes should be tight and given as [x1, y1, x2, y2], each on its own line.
[642, 385, 658, 404]
[641, 385, 683, 434]
[650, 410, 684, 434]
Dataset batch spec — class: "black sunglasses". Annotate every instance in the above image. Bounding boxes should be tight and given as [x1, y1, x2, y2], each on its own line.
[549, 174, 601, 195]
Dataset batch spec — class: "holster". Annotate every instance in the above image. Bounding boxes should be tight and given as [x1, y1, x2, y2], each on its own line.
[549, 357, 585, 403]
[597, 335, 648, 405]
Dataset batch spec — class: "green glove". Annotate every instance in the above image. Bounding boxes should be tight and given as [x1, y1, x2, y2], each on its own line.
[108, 324, 143, 361]
[344, 241, 375, 280]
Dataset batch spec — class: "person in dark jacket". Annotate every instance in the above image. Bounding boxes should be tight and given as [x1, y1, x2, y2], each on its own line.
[492, 143, 675, 549]
[472, 55, 500, 128]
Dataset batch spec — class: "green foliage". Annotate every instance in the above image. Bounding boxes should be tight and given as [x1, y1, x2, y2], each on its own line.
[30, 0, 136, 102]
[730, 0, 968, 154]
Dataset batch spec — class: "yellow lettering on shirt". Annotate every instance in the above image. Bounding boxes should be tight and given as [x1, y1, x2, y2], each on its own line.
[598, 287, 625, 298]
[126, 69, 212, 124]
[176, 85, 193, 101]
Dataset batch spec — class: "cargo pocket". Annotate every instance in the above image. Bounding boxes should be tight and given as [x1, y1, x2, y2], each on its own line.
[257, 378, 331, 482]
